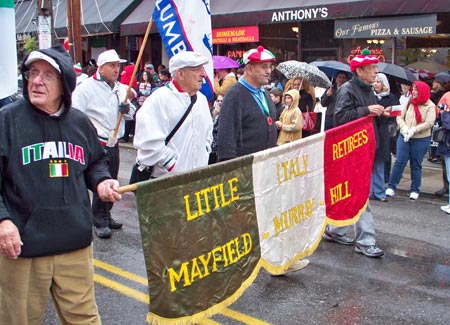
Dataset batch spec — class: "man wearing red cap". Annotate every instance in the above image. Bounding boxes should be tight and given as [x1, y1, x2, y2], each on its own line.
[323, 49, 386, 258]
[218, 46, 278, 161]
[218, 46, 310, 273]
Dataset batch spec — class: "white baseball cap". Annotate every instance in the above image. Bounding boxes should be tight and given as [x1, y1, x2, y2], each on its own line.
[25, 51, 61, 73]
[97, 49, 127, 67]
[169, 51, 209, 74]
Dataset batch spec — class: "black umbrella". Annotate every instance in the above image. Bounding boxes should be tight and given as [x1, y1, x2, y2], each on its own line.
[309, 60, 352, 79]
[377, 62, 417, 85]
[435, 72, 450, 84]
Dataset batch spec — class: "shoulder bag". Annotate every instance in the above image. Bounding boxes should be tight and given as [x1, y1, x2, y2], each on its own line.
[129, 94, 198, 184]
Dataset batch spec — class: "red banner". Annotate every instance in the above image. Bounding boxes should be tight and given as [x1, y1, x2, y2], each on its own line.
[324, 116, 375, 225]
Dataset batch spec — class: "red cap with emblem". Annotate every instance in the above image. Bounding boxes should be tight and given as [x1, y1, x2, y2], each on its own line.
[350, 48, 379, 72]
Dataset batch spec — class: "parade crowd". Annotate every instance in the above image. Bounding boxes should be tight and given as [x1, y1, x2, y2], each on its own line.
[1, 43, 450, 324]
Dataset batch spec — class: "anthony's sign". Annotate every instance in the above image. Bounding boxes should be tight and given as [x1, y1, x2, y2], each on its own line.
[334, 14, 436, 39]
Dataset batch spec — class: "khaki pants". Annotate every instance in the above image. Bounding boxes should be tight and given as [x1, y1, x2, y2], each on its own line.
[0, 244, 101, 325]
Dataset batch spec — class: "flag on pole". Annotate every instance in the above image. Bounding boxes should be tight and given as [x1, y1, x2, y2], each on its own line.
[152, 0, 214, 100]
[0, 0, 18, 100]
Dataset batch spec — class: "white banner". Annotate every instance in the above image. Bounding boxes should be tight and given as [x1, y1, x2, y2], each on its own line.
[253, 133, 326, 274]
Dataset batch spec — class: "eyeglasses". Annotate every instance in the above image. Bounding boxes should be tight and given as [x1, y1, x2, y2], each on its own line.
[183, 66, 205, 73]
[362, 65, 378, 71]
[24, 70, 60, 84]
[216, 100, 223, 102]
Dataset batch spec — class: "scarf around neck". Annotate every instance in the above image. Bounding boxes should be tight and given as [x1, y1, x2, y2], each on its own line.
[410, 81, 431, 124]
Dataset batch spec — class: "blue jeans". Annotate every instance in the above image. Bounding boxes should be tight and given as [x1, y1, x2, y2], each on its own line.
[388, 134, 430, 193]
[371, 158, 386, 200]
[445, 156, 450, 204]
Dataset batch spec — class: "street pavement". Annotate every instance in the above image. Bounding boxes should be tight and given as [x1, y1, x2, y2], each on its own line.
[42, 142, 450, 325]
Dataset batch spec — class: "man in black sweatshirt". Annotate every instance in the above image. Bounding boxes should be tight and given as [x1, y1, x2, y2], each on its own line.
[0, 45, 121, 324]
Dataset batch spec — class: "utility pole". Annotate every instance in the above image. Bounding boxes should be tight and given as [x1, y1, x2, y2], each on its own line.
[37, 0, 53, 48]
[67, 0, 82, 64]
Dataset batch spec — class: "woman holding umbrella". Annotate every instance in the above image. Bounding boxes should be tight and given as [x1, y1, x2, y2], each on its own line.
[213, 56, 239, 96]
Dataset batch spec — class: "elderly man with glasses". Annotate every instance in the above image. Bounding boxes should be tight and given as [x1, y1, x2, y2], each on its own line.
[0, 44, 121, 324]
[133, 51, 213, 179]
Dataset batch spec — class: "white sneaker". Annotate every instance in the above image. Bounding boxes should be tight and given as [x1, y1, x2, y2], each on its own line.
[271, 259, 310, 276]
[440, 205, 450, 214]
[409, 192, 419, 200]
[386, 188, 395, 197]
[286, 259, 310, 273]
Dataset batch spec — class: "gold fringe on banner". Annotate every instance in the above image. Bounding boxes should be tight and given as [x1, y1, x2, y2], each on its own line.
[145, 261, 263, 325]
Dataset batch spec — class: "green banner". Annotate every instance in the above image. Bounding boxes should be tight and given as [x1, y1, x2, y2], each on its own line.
[136, 155, 261, 323]
[0, 0, 13, 8]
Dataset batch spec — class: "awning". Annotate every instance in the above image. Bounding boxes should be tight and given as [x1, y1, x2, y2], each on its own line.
[15, 0, 142, 39]
[210, 0, 450, 28]
[15, 0, 38, 39]
[52, 0, 142, 38]
[120, 0, 158, 36]
[121, 0, 449, 35]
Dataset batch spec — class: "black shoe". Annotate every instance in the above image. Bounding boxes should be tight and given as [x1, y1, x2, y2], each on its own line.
[95, 226, 112, 238]
[354, 244, 384, 257]
[322, 230, 354, 246]
[109, 218, 123, 229]
[435, 187, 449, 196]
[119, 138, 128, 143]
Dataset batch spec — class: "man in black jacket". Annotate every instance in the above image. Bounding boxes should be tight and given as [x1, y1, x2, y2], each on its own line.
[0, 45, 121, 324]
[323, 49, 385, 258]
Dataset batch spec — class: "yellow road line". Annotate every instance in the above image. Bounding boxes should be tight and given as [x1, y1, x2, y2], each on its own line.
[94, 259, 148, 285]
[94, 260, 272, 325]
[94, 274, 149, 304]
[221, 308, 273, 325]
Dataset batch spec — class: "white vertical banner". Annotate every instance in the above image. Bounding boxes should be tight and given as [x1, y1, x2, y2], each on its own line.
[252, 133, 327, 274]
[0, 0, 18, 99]
[152, 0, 214, 100]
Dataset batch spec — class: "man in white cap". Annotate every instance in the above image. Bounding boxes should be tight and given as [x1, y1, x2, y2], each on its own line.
[72, 49, 135, 239]
[132, 51, 213, 179]
[323, 49, 385, 258]
[0, 44, 121, 324]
